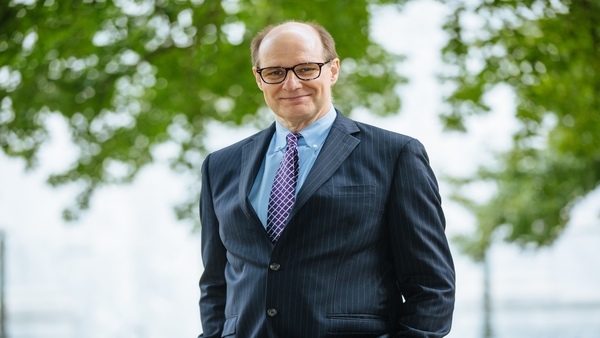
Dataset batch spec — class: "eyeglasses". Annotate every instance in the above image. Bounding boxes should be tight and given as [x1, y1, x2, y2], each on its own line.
[256, 60, 332, 84]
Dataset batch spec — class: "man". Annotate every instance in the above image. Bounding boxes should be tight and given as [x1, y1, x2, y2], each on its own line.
[198, 20, 455, 338]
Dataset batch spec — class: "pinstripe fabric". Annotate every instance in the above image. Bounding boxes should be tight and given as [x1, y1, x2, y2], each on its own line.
[199, 110, 455, 338]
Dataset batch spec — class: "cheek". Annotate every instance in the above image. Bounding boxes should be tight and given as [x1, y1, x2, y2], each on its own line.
[263, 89, 277, 104]
[264, 88, 275, 97]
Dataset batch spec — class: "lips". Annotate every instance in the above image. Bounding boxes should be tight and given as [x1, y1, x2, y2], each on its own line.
[281, 94, 309, 100]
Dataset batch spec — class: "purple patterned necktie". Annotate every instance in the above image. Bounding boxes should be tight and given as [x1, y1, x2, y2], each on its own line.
[267, 133, 300, 243]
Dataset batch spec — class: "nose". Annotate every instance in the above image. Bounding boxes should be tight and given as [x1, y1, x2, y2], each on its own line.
[281, 69, 302, 90]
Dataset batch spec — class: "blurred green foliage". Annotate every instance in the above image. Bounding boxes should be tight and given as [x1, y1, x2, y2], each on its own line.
[0, 0, 406, 224]
[439, 0, 600, 260]
[4, 0, 596, 255]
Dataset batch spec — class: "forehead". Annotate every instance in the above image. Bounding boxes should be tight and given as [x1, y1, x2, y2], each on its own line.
[259, 24, 323, 66]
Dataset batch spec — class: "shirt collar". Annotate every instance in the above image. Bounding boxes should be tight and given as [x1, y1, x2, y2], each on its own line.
[273, 105, 337, 152]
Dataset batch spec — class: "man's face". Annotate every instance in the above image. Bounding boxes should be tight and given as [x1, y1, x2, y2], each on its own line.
[253, 23, 339, 131]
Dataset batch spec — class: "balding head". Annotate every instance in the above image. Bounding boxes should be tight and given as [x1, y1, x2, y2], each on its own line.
[250, 21, 338, 68]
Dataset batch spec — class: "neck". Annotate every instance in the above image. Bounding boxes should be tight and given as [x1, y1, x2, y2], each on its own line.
[276, 106, 332, 132]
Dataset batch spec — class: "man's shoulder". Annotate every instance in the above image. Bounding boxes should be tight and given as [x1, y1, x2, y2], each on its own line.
[351, 119, 414, 144]
[334, 110, 412, 140]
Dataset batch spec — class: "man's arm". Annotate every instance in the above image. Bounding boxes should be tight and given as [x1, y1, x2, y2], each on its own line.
[198, 154, 228, 338]
[389, 139, 456, 337]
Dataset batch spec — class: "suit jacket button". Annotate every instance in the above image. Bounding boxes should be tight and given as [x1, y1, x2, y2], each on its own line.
[269, 263, 281, 271]
[267, 308, 278, 317]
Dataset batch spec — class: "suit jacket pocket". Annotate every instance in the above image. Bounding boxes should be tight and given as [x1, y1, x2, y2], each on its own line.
[221, 315, 237, 337]
[326, 314, 389, 336]
[330, 185, 376, 196]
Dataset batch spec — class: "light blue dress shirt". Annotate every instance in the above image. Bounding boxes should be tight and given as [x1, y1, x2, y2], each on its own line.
[249, 106, 337, 228]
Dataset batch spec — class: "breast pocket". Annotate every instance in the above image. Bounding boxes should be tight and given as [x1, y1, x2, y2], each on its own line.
[325, 184, 383, 233]
[331, 185, 376, 196]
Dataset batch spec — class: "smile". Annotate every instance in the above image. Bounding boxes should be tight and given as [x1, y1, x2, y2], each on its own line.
[281, 95, 309, 101]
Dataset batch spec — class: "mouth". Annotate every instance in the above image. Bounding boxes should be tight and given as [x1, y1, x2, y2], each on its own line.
[281, 94, 309, 101]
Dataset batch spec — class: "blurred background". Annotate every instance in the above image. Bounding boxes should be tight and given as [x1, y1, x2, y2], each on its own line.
[1, 0, 599, 337]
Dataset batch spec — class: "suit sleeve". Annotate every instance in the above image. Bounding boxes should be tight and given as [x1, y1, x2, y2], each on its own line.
[389, 139, 455, 337]
[198, 154, 227, 338]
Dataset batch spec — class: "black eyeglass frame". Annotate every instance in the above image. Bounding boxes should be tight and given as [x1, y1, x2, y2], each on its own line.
[255, 60, 332, 84]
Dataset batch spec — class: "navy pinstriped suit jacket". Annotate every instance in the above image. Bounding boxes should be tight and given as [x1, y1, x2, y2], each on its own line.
[199, 111, 455, 338]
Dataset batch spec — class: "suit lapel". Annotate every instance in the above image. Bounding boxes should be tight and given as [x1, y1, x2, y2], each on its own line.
[239, 124, 275, 225]
[291, 113, 360, 218]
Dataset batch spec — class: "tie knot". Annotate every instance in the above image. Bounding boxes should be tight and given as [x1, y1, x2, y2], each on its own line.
[286, 133, 300, 148]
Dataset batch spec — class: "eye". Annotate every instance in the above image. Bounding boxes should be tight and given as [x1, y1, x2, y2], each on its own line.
[264, 68, 284, 77]
[296, 65, 318, 74]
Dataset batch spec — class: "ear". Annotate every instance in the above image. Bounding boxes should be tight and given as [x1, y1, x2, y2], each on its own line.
[253, 67, 264, 91]
[329, 58, 340, 85]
